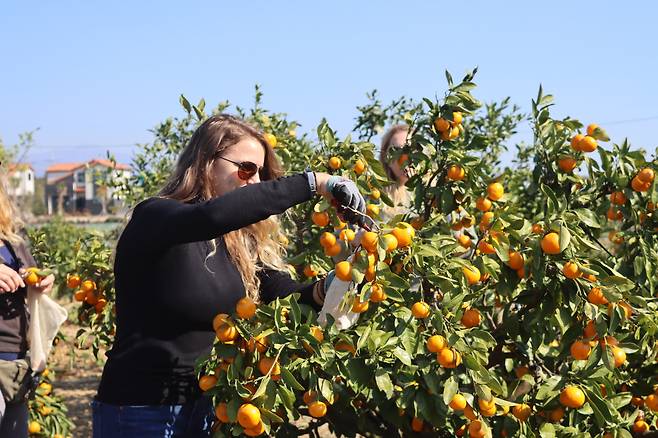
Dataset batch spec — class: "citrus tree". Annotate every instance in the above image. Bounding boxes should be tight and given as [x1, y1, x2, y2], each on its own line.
[35, 71, 658, 436]
[198, 70, 658, 438]
[27, 368, 75, 437]
[28, 219, 118, 357]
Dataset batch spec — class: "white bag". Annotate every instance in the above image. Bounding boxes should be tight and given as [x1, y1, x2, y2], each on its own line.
[27, 290, 68, 372]
[318, 254, 360, 330]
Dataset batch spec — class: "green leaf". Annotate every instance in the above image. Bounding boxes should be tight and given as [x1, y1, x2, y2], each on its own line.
[474, 382, 492, 401]
[583, 387, 612, 427]
[609, 303, 621, 333]
[356, 324, 372, 351]
[375, 369, 394, 398]
[280, 368, 304, 391]
[179, 94, 192, 113]
[538, 423, 556, 438]
[574, 209, 601, 228]
[289, 297, 301, 328]
[346, 358, 374, 386]
[559, 224, 571, 252]
[443, 377, 458, 406]
[493, 238, 510, 263]
[416, 245, 442, 257]
[463, 354, 486, 374]
[351, 266, 365, 285]
[445, 70, 453, 86]
[252, 375, 270, 399]
[192, 105, 205, 121]
[227, 397, 241, 422]
[602, 345, 615, 371]
[608, 392, 632, 410]
[277, 385, 295, 410]
[384, 287, 405, 303]
[422, 372, 442, 398]
[600, 275, 635, 292]
[470, 330, 497, 349]
[393, 347, 412, 366]
[540, 184, 560, 214]
[584, 344, 603, 371]
[260, 408, 284, 424]
[318, 378, 335, 404]
[535, 376, 561, 401]
[486, 373, 505, 395]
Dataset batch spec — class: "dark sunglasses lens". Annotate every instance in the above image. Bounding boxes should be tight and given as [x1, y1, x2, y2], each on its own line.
[237, 162, 258, 180]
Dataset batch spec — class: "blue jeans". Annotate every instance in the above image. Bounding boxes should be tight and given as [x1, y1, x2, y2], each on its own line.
[92, 398, 214, 438]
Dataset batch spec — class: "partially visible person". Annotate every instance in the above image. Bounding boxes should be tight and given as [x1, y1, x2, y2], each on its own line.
[379, 124, 413, 220]
[0, 168, 55, 437]
[378, 125, 475, 257]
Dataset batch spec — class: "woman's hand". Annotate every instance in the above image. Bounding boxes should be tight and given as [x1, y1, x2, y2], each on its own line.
[35, 274, 55, 295]
[19, 269, 55, 295]
[315, 173, 367, 227]
[0, 264, 25, 293]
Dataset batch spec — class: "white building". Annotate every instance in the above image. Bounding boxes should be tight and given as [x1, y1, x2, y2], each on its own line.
[45, 158, 131, 215]
[6, 163, 35, 197]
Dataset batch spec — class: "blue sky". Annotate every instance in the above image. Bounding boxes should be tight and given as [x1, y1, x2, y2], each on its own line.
[1, 1, 657, 174]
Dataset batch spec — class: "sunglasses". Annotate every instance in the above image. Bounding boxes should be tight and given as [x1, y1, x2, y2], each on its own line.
[216, 156, 264, 181]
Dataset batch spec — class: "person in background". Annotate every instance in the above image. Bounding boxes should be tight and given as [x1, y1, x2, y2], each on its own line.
[378, 124, 475, 257]
[0, 166, 55, 437]
[378, 124, 414, 220]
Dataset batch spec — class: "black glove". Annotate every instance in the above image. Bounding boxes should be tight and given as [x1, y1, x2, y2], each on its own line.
[327, 177, 367, 227]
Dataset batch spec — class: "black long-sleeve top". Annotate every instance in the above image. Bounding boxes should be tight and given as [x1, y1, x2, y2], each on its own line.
[96, 174, 319, 405]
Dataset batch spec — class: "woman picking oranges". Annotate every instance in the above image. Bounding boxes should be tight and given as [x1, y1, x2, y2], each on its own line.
[0, 166, 54, 437]
[93, 115, 367, 437]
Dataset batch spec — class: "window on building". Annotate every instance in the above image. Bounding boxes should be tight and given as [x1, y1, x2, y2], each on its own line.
[28, 173, 32, 181]
[77, 172, 85, 183]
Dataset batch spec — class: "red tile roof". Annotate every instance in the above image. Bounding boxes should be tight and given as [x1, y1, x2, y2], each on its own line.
[47, 173, 73, 184]
[46, 162, 85, 173]
[46, 158, 131, 174]
[7, 163, 34, 173]
[88, 158, 131, 171]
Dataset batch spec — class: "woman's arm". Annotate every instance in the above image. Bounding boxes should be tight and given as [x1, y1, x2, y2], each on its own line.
[258, 268, 324, 312]
[127, 174, 313, 251]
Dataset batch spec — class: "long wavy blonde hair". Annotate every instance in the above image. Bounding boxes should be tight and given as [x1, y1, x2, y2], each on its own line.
[158, 114, 288, 302]
[379, 124, 413, 218]
[0, 171, 24, 244]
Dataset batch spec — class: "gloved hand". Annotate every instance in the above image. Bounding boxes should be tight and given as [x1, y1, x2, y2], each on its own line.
[326, 176, 367, 227]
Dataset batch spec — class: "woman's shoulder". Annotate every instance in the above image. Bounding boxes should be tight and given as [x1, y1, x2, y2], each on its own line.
[133, 196, 183, 214]
[2, 235, 36, 267]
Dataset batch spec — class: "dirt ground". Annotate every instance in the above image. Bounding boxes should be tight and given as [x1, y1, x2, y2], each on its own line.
[49, 320, 103, 438]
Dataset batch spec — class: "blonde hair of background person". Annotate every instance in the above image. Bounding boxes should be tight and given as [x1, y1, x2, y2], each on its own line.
[158, 116, 289, 303]
[379, 124, 413, 220]
[0, 172, 24, 245]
